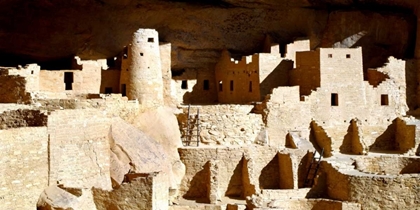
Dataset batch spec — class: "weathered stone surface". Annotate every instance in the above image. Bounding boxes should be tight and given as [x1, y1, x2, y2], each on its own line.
[109, 117, 171, 182]
[37, 185, 96, 210]
[131, 106, 186, 196]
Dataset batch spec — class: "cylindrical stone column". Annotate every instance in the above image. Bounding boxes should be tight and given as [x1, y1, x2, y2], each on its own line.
[127, 28, 164, 107]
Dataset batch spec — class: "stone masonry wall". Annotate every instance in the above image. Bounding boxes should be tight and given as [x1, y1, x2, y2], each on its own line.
[322, 161, 420, 209]
[178, 146, 286, 202]
[47, 109, 112, 190]
[215, 51, 260, 104]
[0, 127, 48, 209]
[178, 105, 264, 145]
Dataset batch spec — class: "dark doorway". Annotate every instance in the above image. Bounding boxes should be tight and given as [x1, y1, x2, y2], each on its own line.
[331, 93, 338, 106]
[105, 87, 113, 94]
[203, 80, 210, 90]
[121, 84, 127, 96]
[64, 72, 74, 90]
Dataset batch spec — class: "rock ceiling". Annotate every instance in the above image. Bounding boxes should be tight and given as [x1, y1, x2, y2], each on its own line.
[0, 0, 418, 69]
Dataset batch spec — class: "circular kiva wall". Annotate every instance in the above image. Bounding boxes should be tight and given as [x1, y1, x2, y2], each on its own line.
[353, 156, 420, 175]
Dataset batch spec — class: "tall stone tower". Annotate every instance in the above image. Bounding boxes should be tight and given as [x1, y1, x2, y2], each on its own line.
[126, 28, 164, 107]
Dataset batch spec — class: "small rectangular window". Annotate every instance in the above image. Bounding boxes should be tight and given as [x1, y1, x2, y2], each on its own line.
[219, 81, 223, 92]
[148, 37, 154, 43]
[249, 81, 252, 92]
[328, 54, 333, 58]
[181, 80, 188, 89]
[331, 93, 338, 106]
[203, 80, 209, 90]
[381, 94, 389, 106]
[346, 54, 351, 58]
[230, 80, 234, 91]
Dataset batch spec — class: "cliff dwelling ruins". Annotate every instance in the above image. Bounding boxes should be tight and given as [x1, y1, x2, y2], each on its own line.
[2, 1, 420, 210]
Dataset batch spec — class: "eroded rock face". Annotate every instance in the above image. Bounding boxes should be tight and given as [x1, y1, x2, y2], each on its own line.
[0, 0, 415, 70]
[131, 106, 186, 199]
[109, 118, 171, 186]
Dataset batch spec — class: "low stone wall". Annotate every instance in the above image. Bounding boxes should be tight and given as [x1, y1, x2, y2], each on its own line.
[35, 94, 139, 121]
[353, 156, 420, 175]
[322, 160, 420, 209]
[178, 146, 309, 204]
[178, 105, 264, 145]
[252, 199, 360, 210]
[93, 172, 168, 210]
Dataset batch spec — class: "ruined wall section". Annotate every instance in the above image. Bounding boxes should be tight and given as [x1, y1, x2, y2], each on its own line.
[322, 160, 420, 209]
[264, 87, 311, 147]
[178, 146, 280, 202]
[179, 105, 264, 145]
[0, 109, 47, 129]
[284, 39, 311, 67]
[172, 67, 217, 105]
[47, 109, 112, 190]
[126, 29, 164, 108]
[289, 51, 320, 96]
[100, 69, 120, 94]
[215, 51, 260, 104]
[160, 43, 177, 106]
[0, 64, 40, 103]
[0, 127, 48, 210]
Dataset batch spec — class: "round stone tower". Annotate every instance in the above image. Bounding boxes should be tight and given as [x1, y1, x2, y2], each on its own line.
[126, 28, 164, 107]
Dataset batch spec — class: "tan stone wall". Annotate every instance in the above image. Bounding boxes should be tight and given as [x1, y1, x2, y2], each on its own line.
[264, 87, 311, 147]
[178, 105, 264, 145]
[290, 50, 320, 96]
[160, 43, 177, 106]
[39, 68, 101, 94]
[353, 156, 420, 175]
[47, 109, 112, 190]
[178, 147, 244, 200]
[34, 94, 140, 122]
[93, 174, 154, 210]
[258, 52, 293, 100]
[172, 67, 217, 105]
[178, 146, 285, 202]
[323, 161, 420, 209]
[4, 64, 41, 93]
[0, 127, 49, 209]
[266, 49, 408, 149]
[100, 69, 120, 93]
[215, 51, 260, 104]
